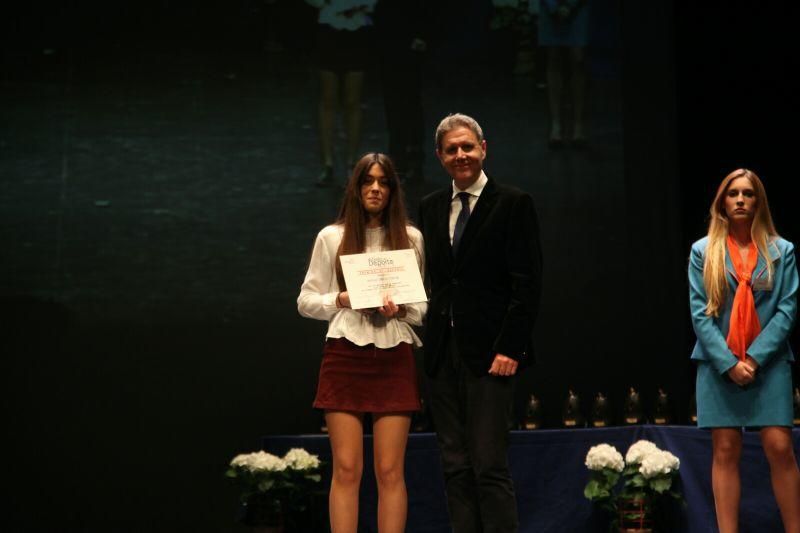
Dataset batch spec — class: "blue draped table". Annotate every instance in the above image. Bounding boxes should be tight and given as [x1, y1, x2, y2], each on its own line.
[263, 425, 800, 532]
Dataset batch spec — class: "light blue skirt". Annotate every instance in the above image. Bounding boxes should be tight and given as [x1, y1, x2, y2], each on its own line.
[538, 4, 590, 47]
[696, 358, 794, 428]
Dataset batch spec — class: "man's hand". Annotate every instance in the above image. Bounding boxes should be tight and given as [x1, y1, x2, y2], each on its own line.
[727, 361, 755, 386]
[488, 354, 518, 377]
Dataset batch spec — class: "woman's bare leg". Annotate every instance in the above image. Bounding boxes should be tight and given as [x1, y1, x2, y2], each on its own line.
[761, 426, 800, 533]
[326, 410, 364, 533]
[342, 71, 365, 169]
[372, 412, 411, 533]
[546, 47, 563, 144]
[318, 70, 339, 172]
[712, 428, 743, 533]
[569, 46, 587, 143]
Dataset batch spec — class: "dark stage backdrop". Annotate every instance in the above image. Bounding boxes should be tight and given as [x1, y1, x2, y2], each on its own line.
[674, 1, 800, 390]
[1, 1, 796, 531]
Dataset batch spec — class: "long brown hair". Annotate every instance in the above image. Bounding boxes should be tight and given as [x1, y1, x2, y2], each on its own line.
[703, 168, 778, 316]
[335, 153, 412, 290]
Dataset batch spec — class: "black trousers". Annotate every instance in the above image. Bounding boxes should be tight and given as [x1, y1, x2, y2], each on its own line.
[426, 332, 519, 533]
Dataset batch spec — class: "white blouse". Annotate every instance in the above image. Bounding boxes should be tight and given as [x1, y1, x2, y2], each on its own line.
[306, 0, 377, 31]
[297, 224, 427, 348]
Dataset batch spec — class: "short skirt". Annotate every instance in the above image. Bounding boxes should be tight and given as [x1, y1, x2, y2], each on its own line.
[315, 26, 373, 74]
[313, 337, 420, 413]
[696, 358, 794, 428]
[538, 5, 590, 47]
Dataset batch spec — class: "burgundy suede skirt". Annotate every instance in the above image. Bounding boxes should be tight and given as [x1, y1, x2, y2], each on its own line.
[313, 337, 420, 413]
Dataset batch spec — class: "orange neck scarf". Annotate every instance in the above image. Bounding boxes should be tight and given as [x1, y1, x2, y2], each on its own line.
[725, 235, 761, 361]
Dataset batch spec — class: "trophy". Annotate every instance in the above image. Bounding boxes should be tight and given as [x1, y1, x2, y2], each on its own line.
[793, 388, 800, 426]
[652, 388, 672, 425]
[562, 388, 584, 428]
[623, 387, 644, 425]
[520, 394, 543, 430]
[590, 392, 612, 428]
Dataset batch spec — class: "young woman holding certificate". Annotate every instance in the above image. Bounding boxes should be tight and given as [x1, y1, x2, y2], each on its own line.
[298, 152, 426, 533]
[688, 169, 800, 533]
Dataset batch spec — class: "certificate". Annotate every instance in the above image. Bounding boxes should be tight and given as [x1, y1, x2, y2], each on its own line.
[339, 249, 427, 310]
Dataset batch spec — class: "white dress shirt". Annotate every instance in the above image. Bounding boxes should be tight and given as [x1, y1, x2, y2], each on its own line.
[297, 224, 426, 348]
[449, 171, 488, 243]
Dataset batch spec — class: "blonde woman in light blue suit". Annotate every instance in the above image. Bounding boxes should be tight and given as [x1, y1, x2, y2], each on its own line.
[688, 168, 800, 533]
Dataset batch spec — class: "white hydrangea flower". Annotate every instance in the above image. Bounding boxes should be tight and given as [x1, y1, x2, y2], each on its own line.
[249, 451, 288, 473]
[230, 454, 253, 468]
[639, 450, 680, 479]
[283, 448, 321, 470]
[231, 451, 287, 473]
[585, 444, 624, 472]
[625, 440, 661, 465]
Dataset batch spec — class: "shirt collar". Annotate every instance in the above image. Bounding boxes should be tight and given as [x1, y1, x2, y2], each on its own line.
[451, 171, 488, 199]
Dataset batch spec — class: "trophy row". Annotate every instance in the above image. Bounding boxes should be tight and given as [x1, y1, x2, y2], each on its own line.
[520, 387, 800, 430]
[320, 388, 800, 433]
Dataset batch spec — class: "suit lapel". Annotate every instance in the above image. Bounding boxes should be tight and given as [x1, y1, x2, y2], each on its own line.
[434, 189, 454, 272]
[754, 248, 767, 280]
[453, 179, 498, 269]
[754, 239, 781, 279]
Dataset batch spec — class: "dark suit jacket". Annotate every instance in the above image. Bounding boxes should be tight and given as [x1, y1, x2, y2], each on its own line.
[418, 177, 542, 377]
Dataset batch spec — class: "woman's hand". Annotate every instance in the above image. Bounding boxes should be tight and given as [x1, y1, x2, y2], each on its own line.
[336, 291, 351, 308]
[728, 361, 755, 386]
[338, 291, 379, 315]
[377, 295, 406, 319]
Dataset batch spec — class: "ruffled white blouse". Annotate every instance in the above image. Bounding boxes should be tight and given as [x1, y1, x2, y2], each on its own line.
[306, 0, 377, 31]
[297, 224, 427, 348]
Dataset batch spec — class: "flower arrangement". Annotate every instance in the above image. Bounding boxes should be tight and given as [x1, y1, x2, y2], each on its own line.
[584, 440, 682, 531]
[226, 448, 322, 528]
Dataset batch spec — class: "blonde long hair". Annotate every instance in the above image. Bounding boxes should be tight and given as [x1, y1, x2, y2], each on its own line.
[703, 169, 778, 317]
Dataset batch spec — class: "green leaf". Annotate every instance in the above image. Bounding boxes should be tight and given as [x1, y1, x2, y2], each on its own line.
[602, 469, 620, 486]
[650, 476, 672, 493]
[257, 479, 275, 492]
[584, 480, 610, 501]
[601, 501, 616, 515]
[584, 480, 600, 499]
[224, 469, 238, 479]
[630, 474, 646, 487]
[623, 464, 640, 476]
[306, 474, 321, 483]
[620, 489, 646, 501]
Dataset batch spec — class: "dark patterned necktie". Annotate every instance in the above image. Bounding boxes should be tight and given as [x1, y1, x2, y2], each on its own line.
[452, 192, 471, 256]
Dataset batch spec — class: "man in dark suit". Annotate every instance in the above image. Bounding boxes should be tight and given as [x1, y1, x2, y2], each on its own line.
[418, 113, 542, 533]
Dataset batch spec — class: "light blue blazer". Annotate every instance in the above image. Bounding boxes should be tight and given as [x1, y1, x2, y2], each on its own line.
[688, 236, 798, 375]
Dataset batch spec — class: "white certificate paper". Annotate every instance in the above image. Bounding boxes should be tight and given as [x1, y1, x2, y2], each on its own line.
[339, 249, 427, 310]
